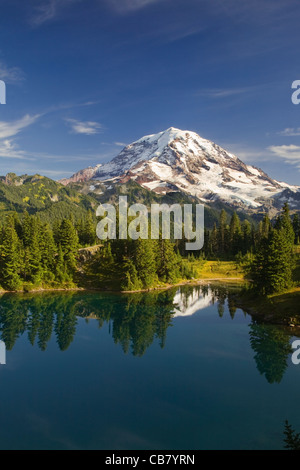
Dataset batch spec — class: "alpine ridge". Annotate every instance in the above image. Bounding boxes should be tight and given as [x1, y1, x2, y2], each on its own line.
[60, 127, 300, 213]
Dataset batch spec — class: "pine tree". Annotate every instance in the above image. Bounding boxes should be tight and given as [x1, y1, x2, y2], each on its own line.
[39, 222, 57, 281]
[251, 227, 294, 294]
[293, 214, 300, 245]
[55, 244, 70, 283]
[83, 211, 96, 246]
[283, 421, 300, 450]
[218, 209, 228, 255]
[27, 218, 42, 284]
[0, 217, 22, 290]
[262, 214, 272, 239]
[121, 259, 143, 291]
[280, 202, 295, 246]
[156, 238, 179, 283]
[242, 219, 252, 254]
[134, 239, 157, 288]
[209, 223, 218, 257]
[229, 212, 242, 255]
[21, 210, 32, 248]
[58, 219, 79, 276]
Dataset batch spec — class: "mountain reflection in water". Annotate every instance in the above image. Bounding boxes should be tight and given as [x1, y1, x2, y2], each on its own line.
[0, 285, 296, 383]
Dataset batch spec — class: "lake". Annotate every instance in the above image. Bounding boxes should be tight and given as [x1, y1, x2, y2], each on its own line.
[0, 284, 299, 450]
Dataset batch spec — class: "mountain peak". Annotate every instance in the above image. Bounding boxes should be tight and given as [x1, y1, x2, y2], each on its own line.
[133, 127, 204, 146]
[59, 127, 300, 212]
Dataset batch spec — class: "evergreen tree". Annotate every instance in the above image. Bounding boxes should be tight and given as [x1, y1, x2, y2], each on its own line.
[156, 238, 179, 283]
[293, 214, 300, 245]
[241, 219, 252, 254]
[121, 259, 143, 291]
[251, 227, 293, 294]
[283, 421, 300, 450]
[280, 202, 295, 246]
[262, 214, 272, 240]
[209, 223, 218, 257]
[229, 212, 242, 255]
[39, 222, 57, 281]
[218, 209, 228, 255]
[55, 244, 70, 283]
[27, 217, 43, 284]
[134, 239, 157, 288]
[0, 217, 22, 290]
[76, 211, 96, 246]
[58, 219, 79, 276]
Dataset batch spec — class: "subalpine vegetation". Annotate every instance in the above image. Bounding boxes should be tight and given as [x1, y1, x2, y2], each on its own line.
[0, 210, 96, 291]
[0, 203, 299, 294]
[200, 203, 300, 295]
[0, 209, 193, 291]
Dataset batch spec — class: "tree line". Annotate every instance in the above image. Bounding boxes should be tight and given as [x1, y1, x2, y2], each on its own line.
[200, 206, 299, 261]
[0, 209, 192, 291]
[0, 210, 96, 290]
[0, 203, 298, 294]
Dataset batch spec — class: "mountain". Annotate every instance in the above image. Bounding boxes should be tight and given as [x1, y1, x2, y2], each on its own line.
[0, 173, 98, 223]
[172, 288, 213, 318]
[0, 172, 234, 230]
[60, 127, 300, 214]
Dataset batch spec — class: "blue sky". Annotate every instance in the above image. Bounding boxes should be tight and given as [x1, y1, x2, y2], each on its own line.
[1, 0, 300, 184]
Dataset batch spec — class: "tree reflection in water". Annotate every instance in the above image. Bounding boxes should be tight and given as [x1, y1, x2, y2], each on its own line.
[0, 286, 297, 382]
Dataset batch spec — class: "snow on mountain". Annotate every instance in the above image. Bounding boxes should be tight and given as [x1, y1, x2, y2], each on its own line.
[60, 127, 300, 211]
[172, 288, 213, 318]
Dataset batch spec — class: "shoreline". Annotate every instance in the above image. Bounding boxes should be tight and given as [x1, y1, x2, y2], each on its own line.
[231, 287, 300, 328]
[0, 277, 246, 295]
[1, 280, 298, 330]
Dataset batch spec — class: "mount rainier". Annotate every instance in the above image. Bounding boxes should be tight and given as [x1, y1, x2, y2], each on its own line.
[60, 127, 300, 214]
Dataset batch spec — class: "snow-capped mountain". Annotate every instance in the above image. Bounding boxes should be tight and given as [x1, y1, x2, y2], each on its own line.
[60, 127, 300, 212]
[172, 288, 213, 318]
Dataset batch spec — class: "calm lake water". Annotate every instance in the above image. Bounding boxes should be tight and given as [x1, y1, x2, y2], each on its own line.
[0, 284, 299, 450]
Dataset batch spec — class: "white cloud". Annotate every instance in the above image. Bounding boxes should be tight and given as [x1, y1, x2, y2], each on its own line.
[65, 118, 103, 135]
[278, 128, 300, 137]
[114, 141, 127, 147]
[0, 139, 35, 160]
[0, 114, 40, 140]
[0, 61, 24, 83]
[268, 144, 300, 168]
[0, 114, 40, 160]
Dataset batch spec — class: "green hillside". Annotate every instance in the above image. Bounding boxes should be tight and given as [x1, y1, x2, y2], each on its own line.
[0, 173, 98, 223]
[0, 173, 259, 229]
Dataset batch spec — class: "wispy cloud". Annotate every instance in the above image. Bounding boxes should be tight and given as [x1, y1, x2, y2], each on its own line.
[30, 0, 82, 26]
[0, 61, 24, 83]
[114, 141, 127, 147]
[0, 139, 35, 160]
[107, 0, 164, 14]
[0, 114, 40, 160]
[278, 128, 300, 137]
[0, 114, 40, 140]
[269, 144, 300, 169]
[65, 118, 103, 135]
[197, 85, 264, 99]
